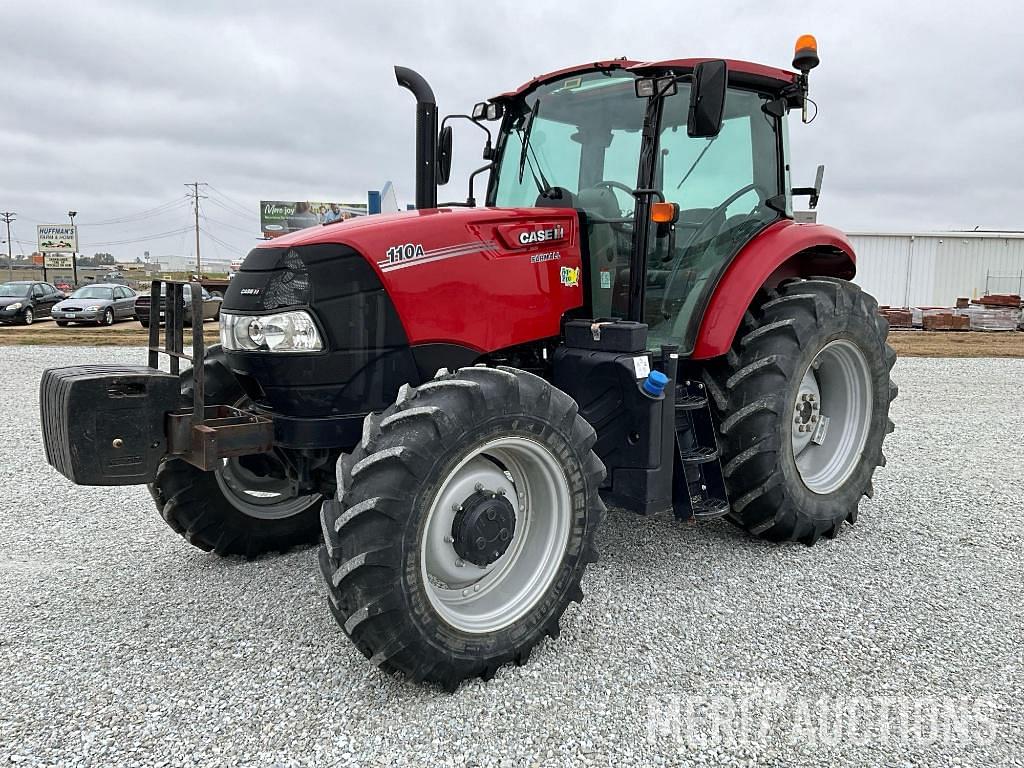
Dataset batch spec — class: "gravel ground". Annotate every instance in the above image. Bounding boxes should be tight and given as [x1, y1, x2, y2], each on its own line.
[1, 347, 1021, 767]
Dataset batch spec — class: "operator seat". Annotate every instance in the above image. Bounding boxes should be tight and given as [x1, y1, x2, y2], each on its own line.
[576, 186, 625, 318]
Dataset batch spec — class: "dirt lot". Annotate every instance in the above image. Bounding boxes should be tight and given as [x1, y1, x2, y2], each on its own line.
[0, 319, 220, 347]
[1, 320, 1022, 357]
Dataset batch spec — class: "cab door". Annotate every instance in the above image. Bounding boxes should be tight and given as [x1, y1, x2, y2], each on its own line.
[644, 85, 783, 352]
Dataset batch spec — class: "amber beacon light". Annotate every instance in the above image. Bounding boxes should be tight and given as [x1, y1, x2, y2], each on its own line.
[793, 34, 820, 73]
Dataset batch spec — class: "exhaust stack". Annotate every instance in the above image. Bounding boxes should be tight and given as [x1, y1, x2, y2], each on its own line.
[394, 66, 437, 210]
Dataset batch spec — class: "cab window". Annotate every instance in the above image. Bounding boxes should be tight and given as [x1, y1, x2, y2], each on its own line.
[646, 86, 782, 349]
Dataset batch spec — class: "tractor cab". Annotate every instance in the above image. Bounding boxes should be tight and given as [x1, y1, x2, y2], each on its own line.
[480, 58, 801, 353]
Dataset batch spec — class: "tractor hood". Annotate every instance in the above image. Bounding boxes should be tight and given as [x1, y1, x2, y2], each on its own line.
[220, 206, 586, 434]
[240, 206, 587, 353]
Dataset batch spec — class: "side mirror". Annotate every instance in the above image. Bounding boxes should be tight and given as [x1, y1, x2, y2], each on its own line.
[688, 60, 728, 138]
[436, 125, 453, 185]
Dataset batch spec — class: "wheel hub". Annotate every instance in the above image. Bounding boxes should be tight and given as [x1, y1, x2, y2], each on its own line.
[451, 489, 516, 567]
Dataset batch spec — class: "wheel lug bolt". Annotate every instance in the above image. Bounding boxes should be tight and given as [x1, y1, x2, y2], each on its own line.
[474, 483, 484, 492]
[452, 504, 460, 512]
[811, 416, 818, 423]
[455, 559, 464, 567]
[444, 535, 454, 543]
[462, 589, 470, 596]
[473, 584, 480, 592]
[496, 488, 506, 496]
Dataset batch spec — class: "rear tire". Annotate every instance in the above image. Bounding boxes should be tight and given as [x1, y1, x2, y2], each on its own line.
[704, 277, 897, 544]
[147, 346, 322, 556]
[319, 366, 605, 690]
[139, 319, 150, 328]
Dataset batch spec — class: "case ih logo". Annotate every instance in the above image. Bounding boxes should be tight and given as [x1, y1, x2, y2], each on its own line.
[518, 225, 565, 245]
[496, 222, 571, 250]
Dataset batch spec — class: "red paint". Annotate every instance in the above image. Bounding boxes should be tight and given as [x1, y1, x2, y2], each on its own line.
[260, 208, 582, 352]
[691, 220, 857, 359]
[497, 57, 795, 99]
[630, 58, 797, 85]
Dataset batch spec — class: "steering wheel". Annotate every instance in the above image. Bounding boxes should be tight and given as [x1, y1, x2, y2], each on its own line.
[593, 180, 638, 218]
[659, 183, 761, 318]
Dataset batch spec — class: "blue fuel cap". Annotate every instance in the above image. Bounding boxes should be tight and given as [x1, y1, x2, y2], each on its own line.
[642, 370, 669, 397]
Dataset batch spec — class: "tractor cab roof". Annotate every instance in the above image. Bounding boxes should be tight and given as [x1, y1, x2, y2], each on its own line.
[496, 58, 797, 101]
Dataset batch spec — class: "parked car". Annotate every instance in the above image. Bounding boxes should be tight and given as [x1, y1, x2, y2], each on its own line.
[134, 284, 221, 327]
[0, 281, 64, 325]
[52, 277, 74, 294]
[52, 283, 138, 326]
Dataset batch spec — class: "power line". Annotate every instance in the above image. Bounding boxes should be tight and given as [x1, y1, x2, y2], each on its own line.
[200, 226, 245, 256]
[206, 186, 257, 219]
[84, 226, 193, 247]
[205, 196, 260, 222]
[77, 198, 189, 227]
[200, 213, 257, 235]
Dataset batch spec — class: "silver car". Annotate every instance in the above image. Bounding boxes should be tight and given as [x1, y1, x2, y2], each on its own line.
[52, 283, 138, 326]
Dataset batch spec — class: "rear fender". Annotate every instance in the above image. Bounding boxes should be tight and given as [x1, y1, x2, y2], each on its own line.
[692, 220, 856, 359]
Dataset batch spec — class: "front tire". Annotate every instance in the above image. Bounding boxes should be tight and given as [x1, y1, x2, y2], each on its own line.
[319, 367, 605, 690]
[101, 308, 114, 326]
[147, 346, 322, 556]
[22, 308, 34, 325]
[704, 277, 897, 544]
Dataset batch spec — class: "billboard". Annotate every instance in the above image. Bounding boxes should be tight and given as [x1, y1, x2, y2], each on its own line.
[44, 254, 74, 269]
[38, 224, 78, 253]
[259, 201, 368, 238]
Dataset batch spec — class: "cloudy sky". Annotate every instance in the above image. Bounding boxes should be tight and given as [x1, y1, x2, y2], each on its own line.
[0, 1, 1019, 262]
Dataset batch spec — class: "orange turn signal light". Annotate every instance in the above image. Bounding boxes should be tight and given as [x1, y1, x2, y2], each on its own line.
[651, 201, 679, 224]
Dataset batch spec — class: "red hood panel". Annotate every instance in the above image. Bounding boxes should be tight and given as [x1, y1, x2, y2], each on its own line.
[258, 208, 584, 352]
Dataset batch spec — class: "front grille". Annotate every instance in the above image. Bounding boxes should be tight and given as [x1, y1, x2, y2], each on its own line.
[61, 306, 83, 312]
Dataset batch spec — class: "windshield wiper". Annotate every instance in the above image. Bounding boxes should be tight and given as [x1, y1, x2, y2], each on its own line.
[676, 135, 718, 190]
[517, 99, 540, 184]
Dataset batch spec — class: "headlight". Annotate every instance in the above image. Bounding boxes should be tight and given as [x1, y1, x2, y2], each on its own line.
[220, 310, 323, 352]
[85, 305, 101, 311]
[7, 302, 22, 311]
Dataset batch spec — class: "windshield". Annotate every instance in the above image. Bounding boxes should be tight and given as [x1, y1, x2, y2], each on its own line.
[0, 283, 31, 297]
[492, 71, 646, 217]
[71, 287, 114, 300]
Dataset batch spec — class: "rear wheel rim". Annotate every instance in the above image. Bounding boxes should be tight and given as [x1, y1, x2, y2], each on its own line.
[791, 339, 873, 494]
[421, 436, 572, 634]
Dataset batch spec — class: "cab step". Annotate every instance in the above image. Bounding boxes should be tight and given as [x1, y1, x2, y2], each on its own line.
[672, 379, 730, 521]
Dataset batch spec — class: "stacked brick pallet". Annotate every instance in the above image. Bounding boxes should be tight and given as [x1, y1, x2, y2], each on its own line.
[879, 294, 1023, 332]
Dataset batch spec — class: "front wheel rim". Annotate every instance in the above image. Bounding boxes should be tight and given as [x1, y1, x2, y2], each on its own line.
[791, 339, 873, 494]
[214, 456, 321, 519]
[421, 436, 572, 634]
[105, 310, 113, 325]
[24, 309, 33, 324]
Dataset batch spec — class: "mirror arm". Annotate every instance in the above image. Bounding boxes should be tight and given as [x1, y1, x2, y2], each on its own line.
[466, 162, 495, 207]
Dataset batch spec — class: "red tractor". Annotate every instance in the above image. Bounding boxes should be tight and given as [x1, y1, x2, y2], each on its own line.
[40, 38, 896, 691]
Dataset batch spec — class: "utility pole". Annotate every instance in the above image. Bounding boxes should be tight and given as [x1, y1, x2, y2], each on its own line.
[186, 182, 207, 277]
[1, 212, 15, 282]
[68, 210, 78, 286]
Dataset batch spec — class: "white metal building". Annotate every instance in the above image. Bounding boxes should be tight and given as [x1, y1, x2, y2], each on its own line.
[847, 231, 1024, 308]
